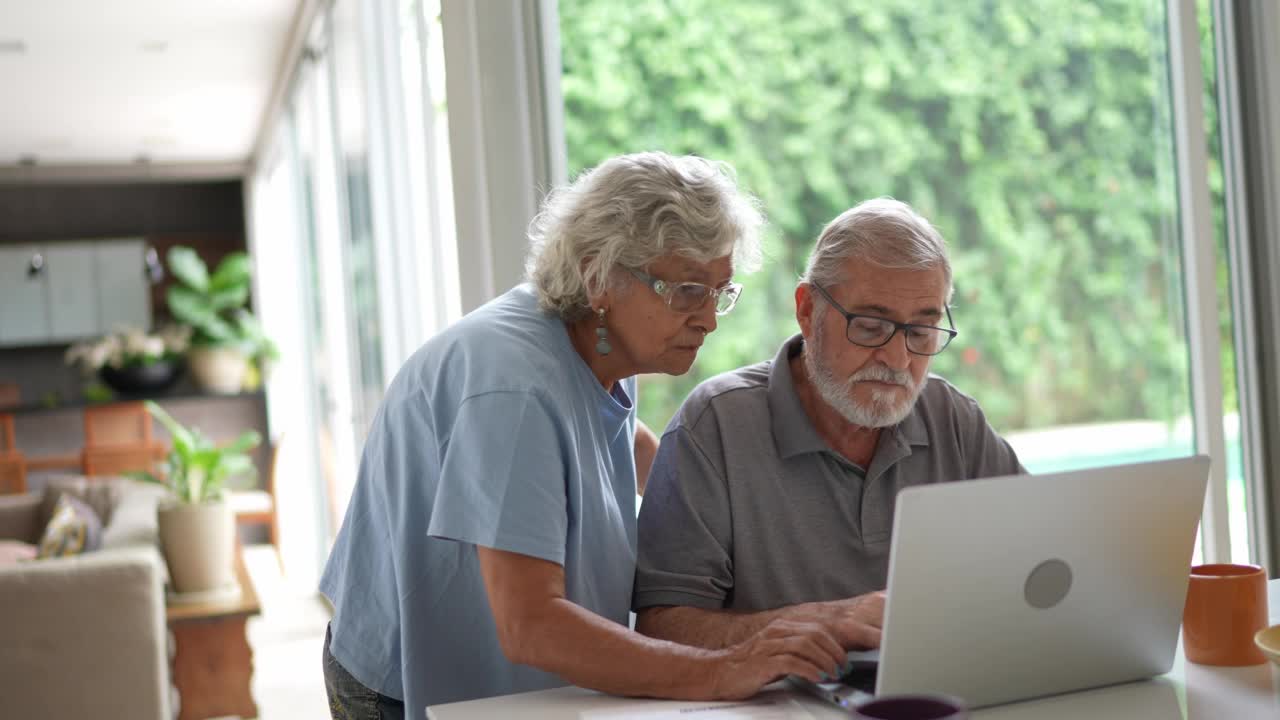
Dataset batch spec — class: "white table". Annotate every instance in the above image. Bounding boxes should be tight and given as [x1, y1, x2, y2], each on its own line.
[428, 579, 1280, 719]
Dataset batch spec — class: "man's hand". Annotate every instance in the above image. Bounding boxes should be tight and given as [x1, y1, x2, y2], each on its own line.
[819, 591, 886, 649]
[706, 619, 846, 700]
[637, 590, 887, 652]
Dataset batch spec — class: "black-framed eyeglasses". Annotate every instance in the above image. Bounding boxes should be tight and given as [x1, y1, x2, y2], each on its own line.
[627, 267, 743, 315]
[811, 282, 957, 356]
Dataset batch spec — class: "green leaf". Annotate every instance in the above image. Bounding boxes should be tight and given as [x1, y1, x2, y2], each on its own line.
[207, 284, 250, 312]
[168, 285, 242, 344]
[209, 252, 252, 292]
[126, 470, 165, 486]
[216, 454, 257, 485]
[166, 286, 209, 324]
[222, 430, 262, 454]
[167, 247, 209, 293]
[236, 312, 281, 361]
[143, 401, 195, 456]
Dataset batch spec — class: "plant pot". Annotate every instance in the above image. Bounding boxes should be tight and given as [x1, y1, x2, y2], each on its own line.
[99, 358, 185, 395]
[157, 500, 236, 594]
[187, 346, 249, 395]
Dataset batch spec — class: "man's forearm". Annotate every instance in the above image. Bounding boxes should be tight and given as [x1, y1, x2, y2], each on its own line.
[636, 603, 826, 650]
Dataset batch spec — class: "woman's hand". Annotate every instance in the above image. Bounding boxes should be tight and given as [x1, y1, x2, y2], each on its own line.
[706, 619, 846, 700]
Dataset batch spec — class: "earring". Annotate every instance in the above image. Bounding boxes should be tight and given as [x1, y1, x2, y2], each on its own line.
[595, 307, 611, 356]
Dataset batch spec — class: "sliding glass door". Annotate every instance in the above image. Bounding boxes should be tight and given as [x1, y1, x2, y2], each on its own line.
[557, 0, 1251, 561]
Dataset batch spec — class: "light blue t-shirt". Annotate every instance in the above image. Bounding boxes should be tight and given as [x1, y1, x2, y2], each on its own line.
[319, 284, 638, 711]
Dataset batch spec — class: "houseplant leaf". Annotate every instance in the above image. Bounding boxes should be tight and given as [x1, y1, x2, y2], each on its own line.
[167, 287, 240, 343]
[164, 286, 211, 326]
[222, 430, 263, 455]
[143, 401, 194, 454]
[215, 454, 257, 489]
[209, 252, 252, 292]
[207, 284, 251, 312]
[126, 470, 166, 486]
[166, 247, 210, 293]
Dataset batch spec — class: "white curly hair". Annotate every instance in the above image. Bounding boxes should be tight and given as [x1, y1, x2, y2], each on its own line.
[525, 151, 764, 320]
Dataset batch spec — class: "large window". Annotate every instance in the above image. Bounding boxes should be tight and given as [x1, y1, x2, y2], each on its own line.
[250, 0, 459, 578]
[559, 0, 1249, 559]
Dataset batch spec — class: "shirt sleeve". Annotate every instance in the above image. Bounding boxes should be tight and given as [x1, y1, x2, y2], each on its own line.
[959, 393, 1027, 477]
[427, 390, 570, 565]
[633, 425, 734, 611]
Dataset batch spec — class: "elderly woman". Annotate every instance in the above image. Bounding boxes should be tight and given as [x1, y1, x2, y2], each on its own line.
[320, 152, 846, 717]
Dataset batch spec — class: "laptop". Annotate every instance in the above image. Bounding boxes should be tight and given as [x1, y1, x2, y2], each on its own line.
[791, 455, 1210, 710]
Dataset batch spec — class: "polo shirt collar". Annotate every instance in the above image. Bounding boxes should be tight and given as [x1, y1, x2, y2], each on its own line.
[767, 333, 931, 461]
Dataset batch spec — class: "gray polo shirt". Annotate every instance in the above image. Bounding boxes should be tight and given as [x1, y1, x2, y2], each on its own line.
[634, 334, 1025, 612]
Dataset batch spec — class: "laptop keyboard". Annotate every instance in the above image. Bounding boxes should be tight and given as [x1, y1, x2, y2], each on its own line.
[840, 664, 878, 693]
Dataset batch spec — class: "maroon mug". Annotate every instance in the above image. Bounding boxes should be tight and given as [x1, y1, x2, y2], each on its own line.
[853, 694, 968, 720]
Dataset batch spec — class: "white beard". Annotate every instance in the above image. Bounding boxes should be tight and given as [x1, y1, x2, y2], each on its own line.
[802, 331, 925, 429]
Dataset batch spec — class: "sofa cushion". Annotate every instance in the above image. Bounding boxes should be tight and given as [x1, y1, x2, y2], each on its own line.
[101, 481, 170, 550]
[37, 494, 104, 558]
[0, 539, 37, 566]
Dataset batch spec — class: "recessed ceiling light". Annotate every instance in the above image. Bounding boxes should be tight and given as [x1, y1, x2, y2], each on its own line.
[139, 41, 168, 53]
[0, 40, 26, 55]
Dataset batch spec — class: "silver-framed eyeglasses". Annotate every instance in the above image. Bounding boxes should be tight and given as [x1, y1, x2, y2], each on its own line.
[627, 267, 743, 315]
[811, 283, 957, 356]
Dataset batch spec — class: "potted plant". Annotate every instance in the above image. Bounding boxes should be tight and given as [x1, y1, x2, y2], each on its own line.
[165, 247, 279, 394]
[65, 325, 191, 396]
[133, 400, 262, 594]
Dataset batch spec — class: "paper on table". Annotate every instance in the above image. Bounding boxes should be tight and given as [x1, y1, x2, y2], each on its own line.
[579, 697, 816, 719]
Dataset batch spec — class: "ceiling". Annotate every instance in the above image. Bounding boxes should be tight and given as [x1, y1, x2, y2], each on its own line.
[0, 0, 298, 168]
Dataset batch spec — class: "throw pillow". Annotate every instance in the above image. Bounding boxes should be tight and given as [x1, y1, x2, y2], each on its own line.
[41, 475, 123, 527]
[36, 494, 104, 558]
[0, 539, 37, 566]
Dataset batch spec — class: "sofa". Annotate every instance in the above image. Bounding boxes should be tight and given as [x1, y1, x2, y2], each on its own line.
[0, 476, 172, 720]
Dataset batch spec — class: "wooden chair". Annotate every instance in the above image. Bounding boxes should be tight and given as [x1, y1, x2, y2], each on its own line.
[84, 401, 155, 447]
[83, 445, 164, 477]
[0, 382, 19, 409]
[0, 413, 26, 495]
[82, 402, 166, 476]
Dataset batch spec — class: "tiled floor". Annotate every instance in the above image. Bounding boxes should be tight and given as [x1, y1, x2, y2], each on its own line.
[243, 546, 332, 720]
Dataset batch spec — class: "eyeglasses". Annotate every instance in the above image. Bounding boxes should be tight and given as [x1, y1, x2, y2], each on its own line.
[811, 283, 957, 356]
[627, 267, 743, 315]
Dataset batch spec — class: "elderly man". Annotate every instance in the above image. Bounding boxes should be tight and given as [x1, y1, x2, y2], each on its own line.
[633, 198, 1025, 652]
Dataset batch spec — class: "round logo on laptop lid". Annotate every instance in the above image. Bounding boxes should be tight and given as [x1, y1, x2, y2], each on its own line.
[1025, 558, 1073, 609]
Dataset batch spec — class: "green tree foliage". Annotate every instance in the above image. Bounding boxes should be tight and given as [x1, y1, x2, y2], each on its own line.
[560, 0, 1229, 435]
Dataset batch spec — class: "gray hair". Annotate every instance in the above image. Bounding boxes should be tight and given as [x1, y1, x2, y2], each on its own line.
[801, 197, 953, 302]
[526, 151, 764, 320]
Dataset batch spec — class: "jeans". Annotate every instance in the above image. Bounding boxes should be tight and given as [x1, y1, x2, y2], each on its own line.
[323, 624, 406, 720]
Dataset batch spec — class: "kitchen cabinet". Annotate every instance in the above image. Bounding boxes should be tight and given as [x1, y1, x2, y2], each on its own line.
[0, 245, 50, 344]
[45, 242, 98, 340]
[94, 242, 152, 334]
[0, 239, 151, 346]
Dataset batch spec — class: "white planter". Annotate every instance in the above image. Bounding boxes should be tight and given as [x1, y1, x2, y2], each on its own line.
[157, 500, 236, 594]
[188, 346, 249, 394]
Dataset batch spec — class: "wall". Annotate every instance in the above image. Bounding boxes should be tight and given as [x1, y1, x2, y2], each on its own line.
[0, 180, 244, 242]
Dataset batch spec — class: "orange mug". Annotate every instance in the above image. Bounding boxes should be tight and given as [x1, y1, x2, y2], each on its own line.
[1183, 563, 1268, 665]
